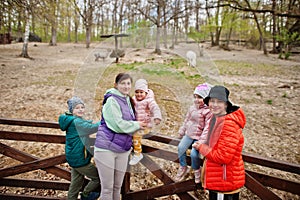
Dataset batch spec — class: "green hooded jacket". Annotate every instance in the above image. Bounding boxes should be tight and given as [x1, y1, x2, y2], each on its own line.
[59, 112, 100, 168]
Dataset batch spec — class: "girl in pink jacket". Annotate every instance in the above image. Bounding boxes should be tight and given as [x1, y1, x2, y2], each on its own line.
[129, 79, 162, 165]
[175, 83, 213, 183]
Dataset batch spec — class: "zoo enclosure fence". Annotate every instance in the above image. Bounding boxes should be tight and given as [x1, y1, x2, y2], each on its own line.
[0, 118, 299, 200]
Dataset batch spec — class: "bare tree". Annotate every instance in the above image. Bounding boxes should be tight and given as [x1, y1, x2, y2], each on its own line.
[73, 0, 95, 48]
[133, 0, 188, 54]
[12, 0, 35, 58]
[74, 0, 107, 48]
[226, 0, 299, 54]
[21, 3, 31, 58]
[243, 0, 268, 55]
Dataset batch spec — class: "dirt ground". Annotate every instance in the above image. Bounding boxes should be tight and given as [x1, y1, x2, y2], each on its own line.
[0, 42, 299, 199]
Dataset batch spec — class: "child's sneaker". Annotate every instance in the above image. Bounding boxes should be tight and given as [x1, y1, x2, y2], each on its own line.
[80, 191, 100, 200]
[129, 153, 143, 165]
[194, 168, 201, 184]
[174, 166, 188, 182]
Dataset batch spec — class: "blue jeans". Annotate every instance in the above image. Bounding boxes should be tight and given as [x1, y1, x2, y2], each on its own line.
[178, 135, 201, 170]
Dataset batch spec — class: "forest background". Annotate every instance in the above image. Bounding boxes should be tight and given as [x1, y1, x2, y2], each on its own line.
[1, 0, 300, 57]
[0, 0, 300, 199]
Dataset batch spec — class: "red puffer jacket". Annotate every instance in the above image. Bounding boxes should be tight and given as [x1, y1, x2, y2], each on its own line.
[198, 108, 246, 192]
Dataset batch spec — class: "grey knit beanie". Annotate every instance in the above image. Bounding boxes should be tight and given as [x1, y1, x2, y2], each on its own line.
[67, 96, 84, 113]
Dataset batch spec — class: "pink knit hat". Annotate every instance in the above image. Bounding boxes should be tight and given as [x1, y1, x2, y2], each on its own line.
[194, 83, 212, 98]
[135, 79, 148, 92]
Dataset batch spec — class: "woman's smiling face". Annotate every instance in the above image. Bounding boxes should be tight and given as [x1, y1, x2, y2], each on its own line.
[116, 78, 132, 95]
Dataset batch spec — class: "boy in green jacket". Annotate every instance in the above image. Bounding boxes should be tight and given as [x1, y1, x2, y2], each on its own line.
[59, 96, 100, 200]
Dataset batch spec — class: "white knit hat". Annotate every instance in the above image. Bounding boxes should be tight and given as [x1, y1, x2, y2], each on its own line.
[135, 79, 148, 92]
[194, 83, 212, 98]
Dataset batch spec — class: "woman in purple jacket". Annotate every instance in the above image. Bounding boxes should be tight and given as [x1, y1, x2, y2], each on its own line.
[94, 73, 146, 200]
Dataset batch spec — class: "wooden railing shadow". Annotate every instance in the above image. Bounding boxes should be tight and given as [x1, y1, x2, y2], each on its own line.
[0, 118, 299, 200]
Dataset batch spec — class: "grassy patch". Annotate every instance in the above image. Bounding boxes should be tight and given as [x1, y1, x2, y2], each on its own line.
[215, 60, 284, 76]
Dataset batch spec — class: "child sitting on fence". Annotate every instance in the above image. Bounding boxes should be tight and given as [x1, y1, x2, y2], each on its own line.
[175, 83, 213, 183]
[129, 79, 162, 165]
[58, 96, 100, 200]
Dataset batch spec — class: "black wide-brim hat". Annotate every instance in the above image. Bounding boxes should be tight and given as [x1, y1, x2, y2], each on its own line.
[204, 85, 232, 106]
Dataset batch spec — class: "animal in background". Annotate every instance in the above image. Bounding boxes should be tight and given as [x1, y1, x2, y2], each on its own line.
[94, 49, 111, 61]
[186, 50, 197, 67]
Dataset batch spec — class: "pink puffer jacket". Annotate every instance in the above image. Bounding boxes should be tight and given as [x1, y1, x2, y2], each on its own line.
[178, 104, 212, 143]
[133, 89, 162, 127]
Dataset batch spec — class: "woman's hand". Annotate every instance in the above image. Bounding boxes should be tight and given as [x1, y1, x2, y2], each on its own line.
[139, 121, 147, 129]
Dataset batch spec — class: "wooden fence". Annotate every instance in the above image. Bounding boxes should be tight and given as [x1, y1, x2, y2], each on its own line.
[0, 118, 299, 200]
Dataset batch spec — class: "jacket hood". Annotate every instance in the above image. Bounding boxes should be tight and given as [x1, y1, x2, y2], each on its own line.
[227, 107, 246, 129]
[145, 88, 155, 99]
[105, 88, 123, 96]
[58, 113, 75, 131]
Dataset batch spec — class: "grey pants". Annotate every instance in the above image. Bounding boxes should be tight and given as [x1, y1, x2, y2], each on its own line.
[94, 150, 131, 200]
[68, 162, 100, 200]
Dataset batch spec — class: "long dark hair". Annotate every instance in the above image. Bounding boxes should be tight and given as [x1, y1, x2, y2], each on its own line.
[115, 73, 136, 114]
[115, 73, 132, 84]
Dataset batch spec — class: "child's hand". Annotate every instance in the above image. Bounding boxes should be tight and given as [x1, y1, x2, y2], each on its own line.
[139, 121, 147, 130]
[154, 118, 161, 125]
[192, 141, 201, 149]
[178, 134, 183, 139]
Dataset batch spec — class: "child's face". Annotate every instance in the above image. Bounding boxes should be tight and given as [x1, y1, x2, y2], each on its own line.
[208, 98, 227, 116]
[193, 94, 204, 106]
[135, 90, 147, 101]
[72, 104, 85, 117]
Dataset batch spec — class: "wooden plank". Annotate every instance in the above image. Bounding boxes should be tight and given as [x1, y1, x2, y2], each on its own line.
[0, 143, 71, 181]
[145, 133, 180, 146]
[142, 145, 193, 166]
[243, 152, 300, 175]
[0, 118, 59, 129]
[141, 154, 174, 184]
[146, 134, 300, 175]
[245, 172, 281, 200]
[0, 193, 63, 200]
[0, 154, 66, 178]
[100, 33, 129, 38]
[139, 154, 195, 200]
[122, 172, 131, 195]
[0, 178, 69, 190]
[246, 170, 300, 195]
[0, 131, 65, 143]
[123, 179, 198, 200]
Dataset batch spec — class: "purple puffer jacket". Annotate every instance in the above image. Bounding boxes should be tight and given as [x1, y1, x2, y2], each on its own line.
[94, 93, 135, 153]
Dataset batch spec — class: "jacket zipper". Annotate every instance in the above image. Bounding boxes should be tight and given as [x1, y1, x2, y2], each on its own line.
[223, 164, 226, 180]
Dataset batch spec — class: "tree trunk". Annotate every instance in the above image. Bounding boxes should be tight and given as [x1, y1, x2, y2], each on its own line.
[271, 0, 277, 53]
[50, 25, 57, 46]
[155, 26, 162, 55]
[86, 26, 91, 48]
[74, 10, 79, 43]
[214, 0, 221, 46]
[205, 0, 215, 46]
[20, 12, 30, 58]
[225, 27, 233, 48]
[184, 0, 189, 42]
[155, 3, 162, 55]
[244, 0, 268, 55]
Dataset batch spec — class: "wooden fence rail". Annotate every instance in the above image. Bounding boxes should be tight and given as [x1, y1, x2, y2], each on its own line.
[0, 118, 299, 200]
